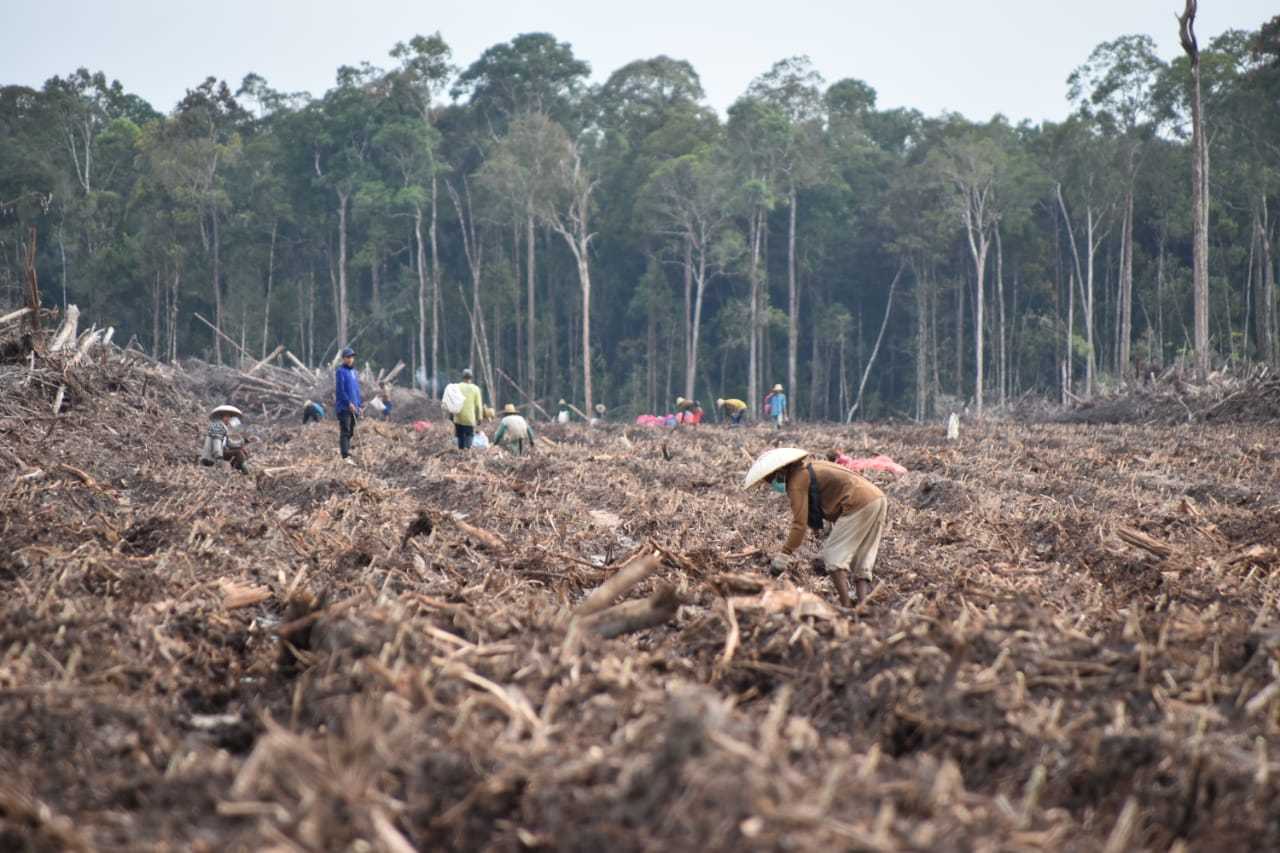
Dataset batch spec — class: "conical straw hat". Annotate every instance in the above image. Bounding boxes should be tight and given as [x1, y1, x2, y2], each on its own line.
[743, 447, 808, 489]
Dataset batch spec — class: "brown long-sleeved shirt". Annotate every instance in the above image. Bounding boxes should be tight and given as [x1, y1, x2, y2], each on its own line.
[781, 460, 884, 554]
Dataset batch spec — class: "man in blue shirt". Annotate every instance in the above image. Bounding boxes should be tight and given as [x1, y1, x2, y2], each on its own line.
[335, 346, 363, 464]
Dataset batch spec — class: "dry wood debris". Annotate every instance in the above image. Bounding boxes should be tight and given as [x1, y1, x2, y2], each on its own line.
[2, 312, 1280, 850]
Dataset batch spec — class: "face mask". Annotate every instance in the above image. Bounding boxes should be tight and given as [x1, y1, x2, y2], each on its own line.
[229, 418, 242, 429]
[771, 479, 786, 494]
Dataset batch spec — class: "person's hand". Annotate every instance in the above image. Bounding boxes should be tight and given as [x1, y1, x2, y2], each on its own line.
[769, 553, 793, 575]
[348, 403, 357, 414]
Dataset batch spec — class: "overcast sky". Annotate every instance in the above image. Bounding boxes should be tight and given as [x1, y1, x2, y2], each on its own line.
[3, 0, 1275, 122]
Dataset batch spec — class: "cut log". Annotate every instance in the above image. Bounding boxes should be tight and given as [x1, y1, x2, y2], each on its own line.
[193, 312, 252, 362]
[49, 305, 80, 352]
[245, 345, 285, 376]
[1115, 526, 1173, 559]
[455, 519, 505, 551]
[578, 584, 679, 638]
[496, 366, 552, 420]
[381, 361, 406, 385]
[221, 580, 272, 610]
[0, 307, 33, 326]
[574, 552, 661, 618]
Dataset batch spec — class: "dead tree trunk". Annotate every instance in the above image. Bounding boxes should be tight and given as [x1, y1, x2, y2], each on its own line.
[682, 235, 693, 401]
[914, 259, 929, 422]
[261, 219, 278, 359]
[1179, 0, 1210, 378]
[1119, 188, 1135, 379]
[336, 189, 350, 348]
[526, 212, 537, 403]
[430, 174, 441, 395]
[846, 261, 903, 422]
[747, 205, 765, 421]
[151, 269, 162, 359]
[168, 264, 181, 363]
[211, 208, 223, 365]
[995, 223, 1007, 405]
[1257, 197, 1276, 365]
[787, 185, 799, 418]
[415, 204, 429, 389]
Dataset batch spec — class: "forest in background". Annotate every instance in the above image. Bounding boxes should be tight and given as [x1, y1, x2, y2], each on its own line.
[2, 12, 1279, 420]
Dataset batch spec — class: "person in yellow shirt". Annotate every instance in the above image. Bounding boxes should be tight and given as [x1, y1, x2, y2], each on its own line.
[452, 368, 486, 450]
[717, 397, 748, 426]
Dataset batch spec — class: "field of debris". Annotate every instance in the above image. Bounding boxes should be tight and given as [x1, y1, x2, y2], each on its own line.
[2, 342, 1280, 851]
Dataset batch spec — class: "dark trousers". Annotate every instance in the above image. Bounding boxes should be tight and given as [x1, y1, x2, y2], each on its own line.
[730, 412, 743, 426]
[338, 410, 356, 458]
[199, 447, 249, 474]
[454, 423, 474, 450]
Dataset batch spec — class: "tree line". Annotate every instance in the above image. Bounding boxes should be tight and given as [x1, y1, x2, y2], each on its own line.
[2, 12, 1278, 420]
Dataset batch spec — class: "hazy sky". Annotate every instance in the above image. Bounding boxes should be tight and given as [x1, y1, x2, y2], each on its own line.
[3, 0, 1275, 121]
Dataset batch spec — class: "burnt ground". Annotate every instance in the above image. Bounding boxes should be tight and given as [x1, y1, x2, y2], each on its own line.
[2, 356, 1280, 851]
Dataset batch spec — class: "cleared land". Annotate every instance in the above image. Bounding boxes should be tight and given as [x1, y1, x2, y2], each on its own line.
[2, 352, 1280, 851]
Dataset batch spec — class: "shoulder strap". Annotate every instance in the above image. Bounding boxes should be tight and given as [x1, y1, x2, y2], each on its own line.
[806, 464, 824, 530]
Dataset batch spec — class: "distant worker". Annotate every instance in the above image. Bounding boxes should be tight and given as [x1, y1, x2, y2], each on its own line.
[335, 346, 363, 465]
[592, 403, 607, 425]
[452, 368, 485, 450]
[380, 384, 394, 420]
[765, 384, 787, 429]
[743, 447, 887, 608]
[302, 399, 325, 425]
[493, 404, 536, 455]
[675, 397, 703, 425]
[717, 397, 748, 426]
[556, 399, 571, 424]
[200, 404, 251, 474]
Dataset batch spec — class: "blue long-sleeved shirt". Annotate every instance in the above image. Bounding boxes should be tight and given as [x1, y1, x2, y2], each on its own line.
[769, 392, 787, 418]
[335, 364, 362, 413]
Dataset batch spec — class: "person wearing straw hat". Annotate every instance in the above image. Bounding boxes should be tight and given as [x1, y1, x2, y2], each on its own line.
[493, 404, 536, 455]
[744, 447, 887, 607]
[556, 399, 571, 424]
[335, 346, 363, 464]
[674, 396, 703, 425]
[200, 404, 251, 474]
[717, 397, 748, 426]
[764, 384, 787, 429]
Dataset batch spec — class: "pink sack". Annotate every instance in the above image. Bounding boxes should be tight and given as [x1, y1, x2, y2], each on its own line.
[834, 453, 907, 477]
[413, 420, 432, 433]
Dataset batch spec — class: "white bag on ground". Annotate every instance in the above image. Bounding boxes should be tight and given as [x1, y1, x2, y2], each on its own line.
[472, 432, 490, 449]
[441, 383, 464, 415]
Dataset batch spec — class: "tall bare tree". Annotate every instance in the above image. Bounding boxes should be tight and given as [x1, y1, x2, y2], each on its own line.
[476, 113, 563, 401]
[931, 135, 1003, 415]
[1179, 0, 1211, 377]
[537, 131, 598, 412]
[641, 147, 742, 401]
